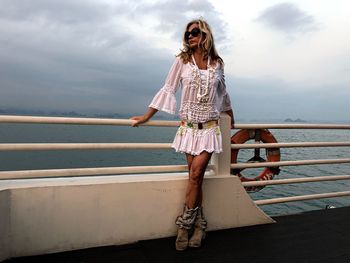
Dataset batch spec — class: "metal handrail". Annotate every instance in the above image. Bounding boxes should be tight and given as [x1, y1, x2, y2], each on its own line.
[0, 115, 179, 127]
[255, 191, 350, 205]
[0, 143, 172, 151]
[231, 158, 350, 169]
[1, 115, 350, 129]
[1, 142, 350, 151]
[231, 142, 350, 149]
[242, 175, 350, 187]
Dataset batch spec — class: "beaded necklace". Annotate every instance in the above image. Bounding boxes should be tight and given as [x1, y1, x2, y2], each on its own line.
[191, 55, 213, 103]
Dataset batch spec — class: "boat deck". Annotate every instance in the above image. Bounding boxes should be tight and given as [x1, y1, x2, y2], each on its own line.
[5, 206, 350, 263]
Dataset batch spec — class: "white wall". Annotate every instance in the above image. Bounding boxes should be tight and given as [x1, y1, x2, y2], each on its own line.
[0, 190, 10, 261]
[0, 174, 274, 261]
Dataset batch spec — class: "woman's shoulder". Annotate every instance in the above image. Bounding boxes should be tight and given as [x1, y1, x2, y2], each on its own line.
[171, 56, 188, 70]
[175, 53, 192, 65]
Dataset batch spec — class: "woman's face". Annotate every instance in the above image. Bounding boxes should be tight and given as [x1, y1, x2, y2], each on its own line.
[186, 23, 202, 49]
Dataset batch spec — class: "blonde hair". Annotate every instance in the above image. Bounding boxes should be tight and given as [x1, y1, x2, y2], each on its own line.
[177, 18, 223, 64]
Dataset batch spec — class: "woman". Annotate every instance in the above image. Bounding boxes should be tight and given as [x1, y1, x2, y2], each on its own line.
[131, 19, 234, 250]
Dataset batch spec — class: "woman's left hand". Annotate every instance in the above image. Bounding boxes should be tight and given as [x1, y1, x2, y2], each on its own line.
[231, 122, 235, 129]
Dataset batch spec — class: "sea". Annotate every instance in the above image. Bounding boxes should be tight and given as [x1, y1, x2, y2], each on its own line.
[0, 122, 350, 216]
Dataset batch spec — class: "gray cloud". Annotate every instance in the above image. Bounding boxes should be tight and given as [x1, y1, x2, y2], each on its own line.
[136, 0, 228, 43]
[0, 1, 347, 122]
[0, 0, 228, 116]
[255, 3, 320, 34]
[0, 0, 114, 24]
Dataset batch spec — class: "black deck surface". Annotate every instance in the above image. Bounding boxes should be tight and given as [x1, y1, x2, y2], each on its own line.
[5, 206, 350, 263]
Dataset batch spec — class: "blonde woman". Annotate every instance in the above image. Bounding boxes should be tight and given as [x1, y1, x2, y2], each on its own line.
[131, 19, 234, 250]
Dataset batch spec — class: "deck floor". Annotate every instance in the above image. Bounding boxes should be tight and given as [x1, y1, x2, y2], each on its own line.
[5, 206, 350, 263]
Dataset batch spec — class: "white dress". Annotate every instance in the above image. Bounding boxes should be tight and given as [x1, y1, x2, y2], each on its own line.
[149, 57, 232, 156]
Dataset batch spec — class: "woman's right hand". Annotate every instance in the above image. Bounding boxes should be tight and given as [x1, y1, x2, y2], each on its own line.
[130, 115, 148, 127]
[130, 107, 158, 127]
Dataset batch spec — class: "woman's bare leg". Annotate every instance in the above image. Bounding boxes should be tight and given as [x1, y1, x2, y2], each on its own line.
[186, 154, 194, 170]
[185, 154, 202, 207]
[185, 151, 212, 208]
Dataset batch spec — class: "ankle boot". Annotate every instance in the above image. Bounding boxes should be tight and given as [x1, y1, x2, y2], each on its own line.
[175, 205, 199, 251]
[175, 228, 189, 251]
[189, 207, 207, 248]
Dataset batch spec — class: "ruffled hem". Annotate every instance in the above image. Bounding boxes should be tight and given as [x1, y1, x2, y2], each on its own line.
[149, 86, 176, 115]
[171, 126, 222, 156]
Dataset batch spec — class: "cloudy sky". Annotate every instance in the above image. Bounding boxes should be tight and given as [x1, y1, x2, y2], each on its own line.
[0, 0, 349, 121]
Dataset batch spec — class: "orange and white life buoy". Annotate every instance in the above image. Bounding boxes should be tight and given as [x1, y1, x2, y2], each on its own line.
[231, 129, 280, 192]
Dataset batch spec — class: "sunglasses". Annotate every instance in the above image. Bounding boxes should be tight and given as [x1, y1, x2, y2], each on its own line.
[184, 28, 201, 40]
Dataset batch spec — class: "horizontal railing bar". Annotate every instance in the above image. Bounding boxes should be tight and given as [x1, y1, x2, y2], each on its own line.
[0, 115, 179, 127]
[1, 115, 350, 129]
[231, 142, 350, 149]
[242, 175, 350, 187]
[0, 164, 214, 180]
[1, 142, 349, 152]
[0, 143, 172, 151]
[231, 158, 350, 169]
[234, 124, 350, 129]
[255, 191, 350, 205]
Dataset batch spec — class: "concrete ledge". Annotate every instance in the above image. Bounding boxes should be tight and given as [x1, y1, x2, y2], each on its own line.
[0, 174, 274, 261]
[0, 190, 10, 261]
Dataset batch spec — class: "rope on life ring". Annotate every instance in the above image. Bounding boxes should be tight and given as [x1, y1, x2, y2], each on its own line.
[231, 129, 280, 192]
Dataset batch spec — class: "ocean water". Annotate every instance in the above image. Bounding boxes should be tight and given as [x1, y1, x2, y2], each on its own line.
[0, 123, 350, 216]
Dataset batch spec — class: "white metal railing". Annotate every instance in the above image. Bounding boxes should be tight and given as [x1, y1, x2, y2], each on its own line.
[1, 114, 350, 207]
[0, 115, 179, 127]
[255, 191, 350, 205]
[1, 115, 350, 129]
[1, 142, 350, 151]
[232, 142, 350, 149]
[230, 158, 350, 169]
[0, 143, 172, 151]
[242, 175, 350, 186]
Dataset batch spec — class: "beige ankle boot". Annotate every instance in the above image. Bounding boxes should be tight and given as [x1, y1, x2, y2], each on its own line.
[188, 227, 205, 248]
[175, 228, 189, 251]
[188, 207, 207, 248]
[175, 205, 199, 251]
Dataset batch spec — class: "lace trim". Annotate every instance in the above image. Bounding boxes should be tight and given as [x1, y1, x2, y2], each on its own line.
[179, 101, 219, 123]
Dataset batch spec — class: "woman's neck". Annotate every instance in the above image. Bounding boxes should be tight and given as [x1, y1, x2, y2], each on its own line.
[192, 49, 209, 69]
[192, 49, 203, 59]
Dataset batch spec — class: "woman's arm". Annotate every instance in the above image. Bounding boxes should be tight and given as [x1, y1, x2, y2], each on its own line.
[130, 58, 183, 127]
[131, 107, 158, 127]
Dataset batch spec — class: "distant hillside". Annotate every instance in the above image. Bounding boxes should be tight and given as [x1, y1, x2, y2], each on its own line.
[284, 118, 307, 123]
[0, 108, 177, 120]
[0, 108, 119, 118]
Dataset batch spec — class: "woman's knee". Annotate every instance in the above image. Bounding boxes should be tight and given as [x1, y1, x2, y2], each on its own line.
[189, 167, 205, 185]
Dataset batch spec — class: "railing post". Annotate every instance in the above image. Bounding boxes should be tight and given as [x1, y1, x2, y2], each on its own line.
[211, 113, 231, 176]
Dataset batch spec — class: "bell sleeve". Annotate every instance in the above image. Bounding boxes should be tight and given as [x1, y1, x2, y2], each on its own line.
[149, 57, 182, 115]
[216, 65, 232, 112]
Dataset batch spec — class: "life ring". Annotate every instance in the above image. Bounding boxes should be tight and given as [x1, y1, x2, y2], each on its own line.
[231, 129, 280, 192]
